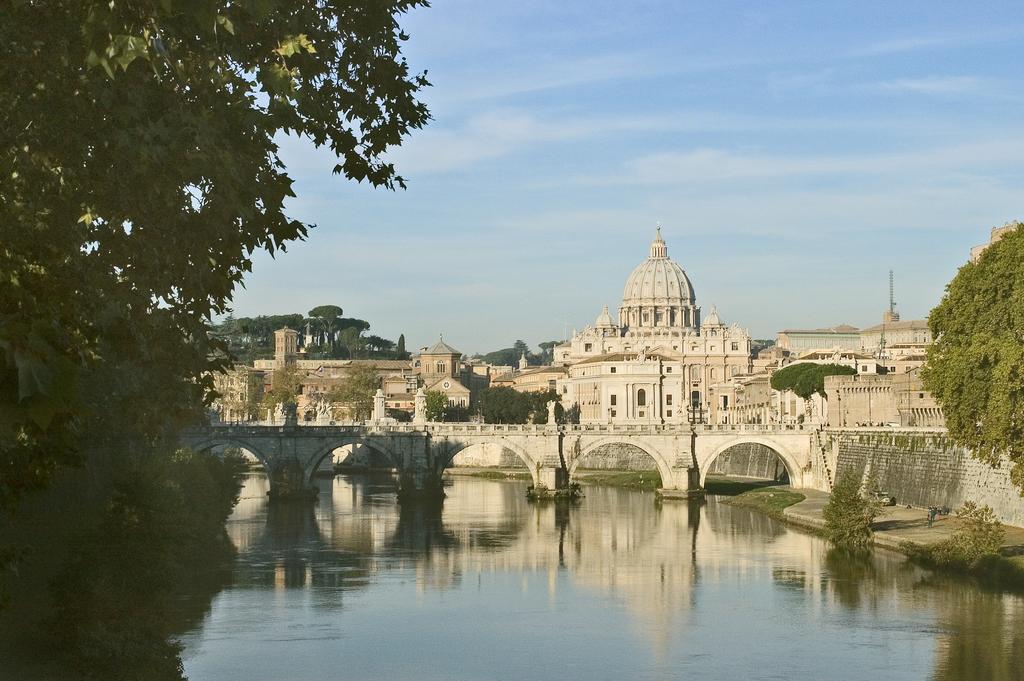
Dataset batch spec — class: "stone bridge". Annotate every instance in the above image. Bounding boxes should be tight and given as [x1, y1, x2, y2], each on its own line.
[180, 421, 824, 500]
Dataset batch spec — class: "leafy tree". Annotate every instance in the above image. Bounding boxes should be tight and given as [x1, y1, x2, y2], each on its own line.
[364, 335, 396, 354]
[920, 502, 1006, 568]
[538, 340, 564, 365]
[327, 365, 379, 421]
[771, 362, 857, 400]
[308, 304, 343, 351]
[0, 0, 429, 510]
[424, 390, 448, 422]
[822, 470, 880, 550]
[922, 225, 1024, 494]
[477, 387, 559, 424]
[262, 366, 303, 412]
[478, 387, 531, 424]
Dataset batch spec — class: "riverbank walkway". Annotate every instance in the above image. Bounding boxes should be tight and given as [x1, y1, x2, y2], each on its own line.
[783, 489, 1024, 557]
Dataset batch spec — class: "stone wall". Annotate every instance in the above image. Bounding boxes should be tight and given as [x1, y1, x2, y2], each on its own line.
[575, 443, 660, 471]
[827, 429, 1024, 526]
[449, 443, 528, 468]
[708, 443, 789, 481]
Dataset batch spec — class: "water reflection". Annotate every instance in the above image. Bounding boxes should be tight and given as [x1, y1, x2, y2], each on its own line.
[182, 474, 1024, 681]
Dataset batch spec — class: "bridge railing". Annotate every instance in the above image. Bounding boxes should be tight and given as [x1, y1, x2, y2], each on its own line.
[197, 420, 814, 436]
[696, 423, 811, 433]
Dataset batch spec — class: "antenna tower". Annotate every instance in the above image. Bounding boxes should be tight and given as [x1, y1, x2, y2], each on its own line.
[889, 270, 898, 320]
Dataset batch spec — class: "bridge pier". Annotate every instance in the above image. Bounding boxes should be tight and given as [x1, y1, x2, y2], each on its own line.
[397, 469, 445, 502]
[657, 466, 704, 500]
[266, 460, 319, 501]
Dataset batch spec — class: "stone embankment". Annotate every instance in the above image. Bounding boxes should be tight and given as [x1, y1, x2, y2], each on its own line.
[825, 429, 1024, 526]
[781, 489, 1024, 553]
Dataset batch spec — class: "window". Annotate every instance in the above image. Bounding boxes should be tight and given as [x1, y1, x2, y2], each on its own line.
[666, 394, 673, 405]
[637, 389, 647, 406]
[731, 366, 740, 376]
[710, 368, 716, 379]
[610, 394, 617, 406]
[436, 361, 445, 373]
[710, 345, 717, 352]
[610, 409, 617, 417]
[584, 343, 593, 352]
[666, 410, 673, 417]
[691, 344, 698, 351]
[610, 367, 616, 373]
[690, 366, 700, 380]
[731, 342, 739, 351]
[666, 366, 673, 373]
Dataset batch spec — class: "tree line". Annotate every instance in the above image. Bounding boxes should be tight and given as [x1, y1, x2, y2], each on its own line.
[214, 304, 410, 363]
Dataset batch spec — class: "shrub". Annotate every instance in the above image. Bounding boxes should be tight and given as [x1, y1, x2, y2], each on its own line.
[922, 502, 1005, 569]
[822, 470, 879, 549]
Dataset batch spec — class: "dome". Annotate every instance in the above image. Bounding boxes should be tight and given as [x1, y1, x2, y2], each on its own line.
[621, 228, 696, 306]
[619, 227, 699, 330]
[595, 304, 615, 328]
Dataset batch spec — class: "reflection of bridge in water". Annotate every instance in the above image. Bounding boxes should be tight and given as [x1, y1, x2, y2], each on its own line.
[183, 422, 829, 499]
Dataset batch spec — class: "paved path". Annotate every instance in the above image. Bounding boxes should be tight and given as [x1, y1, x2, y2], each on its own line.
[783, 488, 1024, 555]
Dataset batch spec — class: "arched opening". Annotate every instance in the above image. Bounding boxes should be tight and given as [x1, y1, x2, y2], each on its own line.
[189, 439, 269, 471]
[636, 389, 647, 407]
[438, 441, 539, 487]
[324, 442, 397, 473]
[569, 441, 668, 490]
[703, 442, 793, 495]
[314, 439, 398, 477]
[448, 443, 528, 469]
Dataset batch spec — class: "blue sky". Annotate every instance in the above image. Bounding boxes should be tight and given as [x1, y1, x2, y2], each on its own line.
[228, 0, 1024, 354]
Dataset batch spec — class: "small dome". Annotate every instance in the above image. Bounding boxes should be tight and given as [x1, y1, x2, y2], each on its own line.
[702, 305, 722, 326]
[595, 304, 615, 328]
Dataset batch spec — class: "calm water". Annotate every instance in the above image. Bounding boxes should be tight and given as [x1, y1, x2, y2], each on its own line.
[179, 474, 1024, 681]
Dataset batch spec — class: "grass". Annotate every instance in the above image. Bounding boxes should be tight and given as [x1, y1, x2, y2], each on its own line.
[574, 470, 661, 491]
[722, 487, 806, 521]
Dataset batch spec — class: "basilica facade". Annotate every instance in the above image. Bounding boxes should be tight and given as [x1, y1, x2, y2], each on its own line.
[555, 228, 752, 424]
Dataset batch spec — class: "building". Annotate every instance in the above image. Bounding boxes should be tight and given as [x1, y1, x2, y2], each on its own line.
[557, 228, 752, 424]
[413, 337, 490, 409]
[776, 325, 861, 354]
[970, 220, 1021, 262]
[859, 318, 932, 362]
[213, 366, 266, 422]
[491, 364, 568, 393]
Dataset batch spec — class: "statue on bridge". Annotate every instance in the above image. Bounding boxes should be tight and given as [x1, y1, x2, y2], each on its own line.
[547, 400, 557, 425]
[413, 387, 427, 424]
[372, 388, 386, 423]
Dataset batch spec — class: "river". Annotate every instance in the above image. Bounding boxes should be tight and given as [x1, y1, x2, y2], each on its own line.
[179, 473, 1024, 681]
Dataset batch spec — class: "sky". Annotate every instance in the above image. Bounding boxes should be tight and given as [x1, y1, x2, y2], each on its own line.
[226, 0, 1024, 355]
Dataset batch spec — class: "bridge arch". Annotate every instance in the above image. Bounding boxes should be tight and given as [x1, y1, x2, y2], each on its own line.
[435, 438, 542, 488]
[306, 436, 401, 484]
[569, 437, 674, 488]
[698, 436, 805, 487]
[186, 437, 273, 470]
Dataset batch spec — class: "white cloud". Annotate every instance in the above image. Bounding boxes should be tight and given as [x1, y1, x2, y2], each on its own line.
[607, 139, 1024, 185]
[877, 76, 989, 95]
